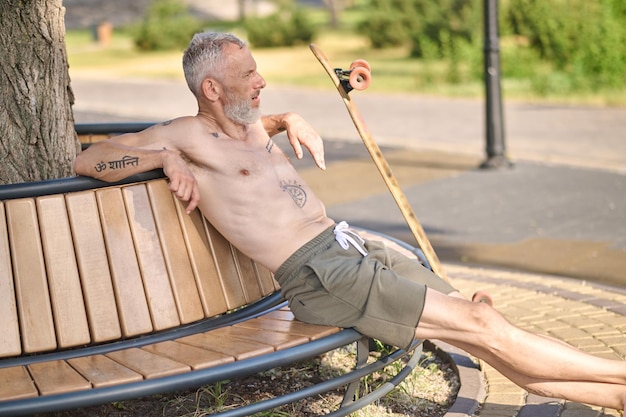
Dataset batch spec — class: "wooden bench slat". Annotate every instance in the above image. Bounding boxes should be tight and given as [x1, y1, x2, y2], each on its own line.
[205, 223, 246, 310]
[6, 199, 57, 353]
[232, 249, 264, 303]
[142, 340, 235, 370]
[177, 209, 228, 316]
[66, 191, 122, 343]
[78, 134, 110, 144]
[212, 325, 309, 351]
[28, 360, 91, 395]
[178, 333, 274, 361]
[68, 355, 143, 388]
[255, 308, 295, 322]
[122, 184, 180, 331]
[97, 188, 153, 337]
[106, 348, 190, 379]
[256, 263, 279, 296]
[37, 195, 91, 348]
[0, 202, 21, 357]
[147, 181, 204, 324]
[0, 366, 38, 400]
[236, 317, 340, 340]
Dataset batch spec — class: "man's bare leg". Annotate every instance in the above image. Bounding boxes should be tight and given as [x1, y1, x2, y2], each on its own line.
[449, 337, 626, 408]
[415, 289, 626, 410]
[468, 291, 586, 350]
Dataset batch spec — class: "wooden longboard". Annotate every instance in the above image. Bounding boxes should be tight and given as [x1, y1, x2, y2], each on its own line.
[309, 43, 449, 283]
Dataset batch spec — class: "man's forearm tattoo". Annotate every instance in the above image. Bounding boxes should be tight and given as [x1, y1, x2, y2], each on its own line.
[94, 155, 140, 172]
[280, 180, 307, 208]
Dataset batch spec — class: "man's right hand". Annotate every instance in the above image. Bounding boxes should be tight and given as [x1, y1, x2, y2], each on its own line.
[161, 150, 201, 214]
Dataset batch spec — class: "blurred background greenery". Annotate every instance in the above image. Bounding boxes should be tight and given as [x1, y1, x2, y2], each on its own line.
[65, 0, 626, 106]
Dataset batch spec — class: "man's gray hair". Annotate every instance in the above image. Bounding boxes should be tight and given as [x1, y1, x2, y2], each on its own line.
[182, 32, 247, 97]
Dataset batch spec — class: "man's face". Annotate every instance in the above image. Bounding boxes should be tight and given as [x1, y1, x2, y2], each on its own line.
[220, 44, 266, 125]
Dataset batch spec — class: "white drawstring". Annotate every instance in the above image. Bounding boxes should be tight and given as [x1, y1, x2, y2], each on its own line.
[333, 221, 368, 257]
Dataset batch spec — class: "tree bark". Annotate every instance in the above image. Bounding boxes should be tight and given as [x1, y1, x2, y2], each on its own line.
[323, 0, 343, 29]
[237, 0, 245, 20]
[0, 0, 79, 184]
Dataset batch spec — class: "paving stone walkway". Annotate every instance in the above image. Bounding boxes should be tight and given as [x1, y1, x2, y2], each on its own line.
[445, 263, 625, 417]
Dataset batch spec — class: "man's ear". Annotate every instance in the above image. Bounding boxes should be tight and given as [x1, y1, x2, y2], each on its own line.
[201, 78, 220, 102]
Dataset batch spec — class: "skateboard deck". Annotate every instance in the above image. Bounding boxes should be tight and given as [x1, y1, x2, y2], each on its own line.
[309, 43, 449, 283]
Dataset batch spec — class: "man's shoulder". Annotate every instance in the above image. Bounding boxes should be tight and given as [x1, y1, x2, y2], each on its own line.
[151, 116, 200, 131]
[143, 116, 205, 140]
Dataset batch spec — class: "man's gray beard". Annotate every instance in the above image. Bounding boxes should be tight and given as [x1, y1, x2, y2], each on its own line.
[224, 98, 261, 125]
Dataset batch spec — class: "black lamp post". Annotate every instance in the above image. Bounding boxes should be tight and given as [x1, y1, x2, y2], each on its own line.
[481, 0, 512, 169]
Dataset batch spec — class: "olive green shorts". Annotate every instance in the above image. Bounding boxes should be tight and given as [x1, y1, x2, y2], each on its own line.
[275, 225, 457, 350]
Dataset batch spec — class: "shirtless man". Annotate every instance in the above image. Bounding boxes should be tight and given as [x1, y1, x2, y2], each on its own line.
[74, 31, 626, 410]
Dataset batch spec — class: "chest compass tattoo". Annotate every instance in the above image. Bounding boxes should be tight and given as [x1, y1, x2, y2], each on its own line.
[265, 138, 275, 153]
[280, 180, 307, 208]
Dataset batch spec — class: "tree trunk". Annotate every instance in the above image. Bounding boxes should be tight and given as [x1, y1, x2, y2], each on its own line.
[323, 0, 343, 29]
[0, 0, 79, 184]
[238, 0, 246, 20]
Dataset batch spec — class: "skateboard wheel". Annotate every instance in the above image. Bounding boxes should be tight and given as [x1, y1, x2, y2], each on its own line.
[472, 291, 493, 306]
[349, 66, 371, 91]
[350, 59, 371, 72]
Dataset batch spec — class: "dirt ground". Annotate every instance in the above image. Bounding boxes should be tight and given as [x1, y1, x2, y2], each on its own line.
[37, 343, 459, 417]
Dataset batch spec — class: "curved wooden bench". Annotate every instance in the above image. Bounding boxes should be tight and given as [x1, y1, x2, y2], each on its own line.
[0, 169, 423, 417]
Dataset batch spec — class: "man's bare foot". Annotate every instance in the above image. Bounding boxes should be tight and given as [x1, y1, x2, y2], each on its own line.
[472, 291, 493, 307]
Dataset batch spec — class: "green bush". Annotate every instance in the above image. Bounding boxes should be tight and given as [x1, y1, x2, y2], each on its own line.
[358, 0, 481, 59]
[357, 9, 409, 48]
[412, 0, 480, 59]
[244, 6, 317, 48]
[507, 0, 626, 91]
[357, 0, 420, 48]
[359, 0, 625, 93]
[507, 0, 590, 68]
[570, 5, 626, 90]
[133, 0, 203, 51]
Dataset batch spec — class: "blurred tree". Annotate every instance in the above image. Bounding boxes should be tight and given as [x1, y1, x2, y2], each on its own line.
[245, 2, 316, 47]
[133, 0, 201, 51]
[0, 0, 79, 184]
[357, 0, 479, 56]
[239, 0, 246, 20]
[324, 0, 343, 28]
[507, 0, 625, 90]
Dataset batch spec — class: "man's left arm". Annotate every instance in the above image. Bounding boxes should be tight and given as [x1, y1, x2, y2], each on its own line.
[262, 112, 326, 170]
[261, 113, 290, 138]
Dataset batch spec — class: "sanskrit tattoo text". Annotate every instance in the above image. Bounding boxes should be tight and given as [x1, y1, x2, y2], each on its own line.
[95, 155, 140, 173]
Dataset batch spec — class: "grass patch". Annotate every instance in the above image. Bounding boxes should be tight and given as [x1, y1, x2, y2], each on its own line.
[65, 26, 626, 106]
[66, 29, 183, 79]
